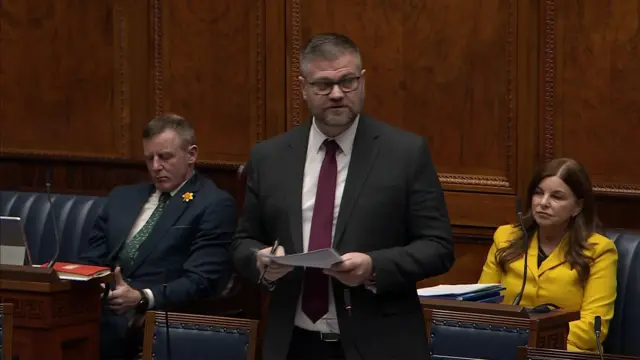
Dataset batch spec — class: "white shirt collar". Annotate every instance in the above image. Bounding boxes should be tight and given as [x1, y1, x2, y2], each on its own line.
[309, 115, 360, 156]
[155, 172, 193, 197]
[170, 177, 190, 196]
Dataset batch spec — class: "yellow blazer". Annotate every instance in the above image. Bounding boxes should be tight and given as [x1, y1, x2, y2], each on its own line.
[479, 225, 618, 352]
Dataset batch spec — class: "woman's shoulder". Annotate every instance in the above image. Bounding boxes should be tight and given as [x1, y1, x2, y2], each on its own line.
[493, 224, 521, 247]
[585, 232, 618, 257]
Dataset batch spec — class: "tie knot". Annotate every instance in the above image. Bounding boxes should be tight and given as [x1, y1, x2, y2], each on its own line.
[160, 192, 171, 203]
[323, 139, 339, 156]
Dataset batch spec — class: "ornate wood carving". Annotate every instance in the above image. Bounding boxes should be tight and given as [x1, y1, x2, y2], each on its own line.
[0, 298, 44, 321]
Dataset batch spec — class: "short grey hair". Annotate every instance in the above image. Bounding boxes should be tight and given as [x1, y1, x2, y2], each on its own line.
[300, 33, 362, 77]
[143, 113, 196, 148]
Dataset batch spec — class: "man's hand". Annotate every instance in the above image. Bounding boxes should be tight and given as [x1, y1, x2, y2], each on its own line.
[256, 244, 294, 282]
[107, 267, 142, 313]
[324, 252, 373, 287]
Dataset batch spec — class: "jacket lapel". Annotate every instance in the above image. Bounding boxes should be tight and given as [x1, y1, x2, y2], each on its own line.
[526, 234, 540, 283]
[126, 173, 203, 275]
[333, 116, 380, 249]
[538, 235, 568, 276]
[286, 122, 311, 254]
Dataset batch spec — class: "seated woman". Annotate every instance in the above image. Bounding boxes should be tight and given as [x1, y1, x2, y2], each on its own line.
[478, 158, 618, 352]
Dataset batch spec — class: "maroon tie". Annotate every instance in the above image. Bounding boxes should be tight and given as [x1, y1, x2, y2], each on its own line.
[301, 139, 339, 323]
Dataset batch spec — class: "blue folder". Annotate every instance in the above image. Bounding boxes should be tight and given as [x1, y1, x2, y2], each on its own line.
[421, 285, 506, 302]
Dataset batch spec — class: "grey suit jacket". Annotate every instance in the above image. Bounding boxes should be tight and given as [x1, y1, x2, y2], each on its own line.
[231, 115, 454, 360]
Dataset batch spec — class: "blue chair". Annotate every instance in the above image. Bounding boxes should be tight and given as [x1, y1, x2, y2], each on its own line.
[603, 230, 640, 357]
[0, 191, 106, 264]
[427, 312, 530, 360]
[142, 311, 259, 360]
[0, 190, 258, 319]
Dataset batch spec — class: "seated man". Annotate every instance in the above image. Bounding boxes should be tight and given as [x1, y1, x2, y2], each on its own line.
[79, 113, 237, 360]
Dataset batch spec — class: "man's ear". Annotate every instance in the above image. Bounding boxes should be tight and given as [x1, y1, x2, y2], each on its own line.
[298, 76, 307, 100]
[187, 145, 198, 164]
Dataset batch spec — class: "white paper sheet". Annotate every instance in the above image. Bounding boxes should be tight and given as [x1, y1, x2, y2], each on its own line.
[0, 245, 26, 266]
[267, 248, 343, 269]
[417, 283, 503, 297]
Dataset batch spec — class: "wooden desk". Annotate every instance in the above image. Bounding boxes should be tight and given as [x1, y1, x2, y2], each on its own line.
[0, 264, 108, 360]
[1, 303, 14, 360]
[422, 298, 580, 349]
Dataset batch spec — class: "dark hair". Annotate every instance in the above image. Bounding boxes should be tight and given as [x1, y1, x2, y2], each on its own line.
[300, 33, 361, 77]
[143, 113, 196, 148]
[496, 158, 598, 286]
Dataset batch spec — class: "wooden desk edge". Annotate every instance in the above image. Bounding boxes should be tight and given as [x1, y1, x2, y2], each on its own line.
[420, 298, 580, 326]
[0, 273, 112, 293]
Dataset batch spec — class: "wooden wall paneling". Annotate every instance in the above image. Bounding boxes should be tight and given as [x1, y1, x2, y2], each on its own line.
[540, 0, 640, 230]
[126, 0, 154, 154]
[0, 0, 151, 192]
[0, 0, 156, 194]
[264, 0, 288, 140]
[516, 0, 542, 198]
[0, 0, 130, 159]
[0, 156, 241, 204]
[417, 237, 492, 288]
[0, 0, 281, 201]
[152, 0, 267, 165]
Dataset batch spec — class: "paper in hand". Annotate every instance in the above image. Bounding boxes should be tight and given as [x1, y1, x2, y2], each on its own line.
[266, 248, 343, 269]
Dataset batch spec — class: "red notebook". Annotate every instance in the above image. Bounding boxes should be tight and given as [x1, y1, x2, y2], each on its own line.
[41, 262, 111, 281]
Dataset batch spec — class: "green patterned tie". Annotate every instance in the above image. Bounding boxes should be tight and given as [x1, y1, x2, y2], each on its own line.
[118, 192, 171, 270]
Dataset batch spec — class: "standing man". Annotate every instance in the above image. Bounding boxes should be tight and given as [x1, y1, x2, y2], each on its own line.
[80, 114, 236, 360]
[231, 33, 454, 360]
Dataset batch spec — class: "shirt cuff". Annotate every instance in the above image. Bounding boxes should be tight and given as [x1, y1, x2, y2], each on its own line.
[364, 274, 377, 294]
[143, 288, 155, 309]
[261, 278, 276, 291]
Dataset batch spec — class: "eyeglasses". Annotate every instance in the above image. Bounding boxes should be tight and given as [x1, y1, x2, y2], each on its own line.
[306, 76, 361, 95]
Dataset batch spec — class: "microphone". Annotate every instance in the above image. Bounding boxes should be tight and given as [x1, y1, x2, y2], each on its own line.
[45, 168, 62, 269]
[343, 288, 364, 360]
[343, 288, 352, 315]
[512, 198, 529, 306]
[163, 270, 172, 360]
[594, 316, 605, 360]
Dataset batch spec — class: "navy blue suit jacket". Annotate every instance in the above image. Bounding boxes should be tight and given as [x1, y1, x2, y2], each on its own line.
[79, 171, 236, 309]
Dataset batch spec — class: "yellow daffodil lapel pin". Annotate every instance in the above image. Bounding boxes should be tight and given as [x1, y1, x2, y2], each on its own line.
[182, 192, 194, 202]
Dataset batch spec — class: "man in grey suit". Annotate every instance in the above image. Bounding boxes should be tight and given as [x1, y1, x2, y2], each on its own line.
[231, 33, 454, 360]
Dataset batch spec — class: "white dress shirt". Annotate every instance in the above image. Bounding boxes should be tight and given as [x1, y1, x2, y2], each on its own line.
[294, 116, 359, 333]
[125, 176, 190, 308]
